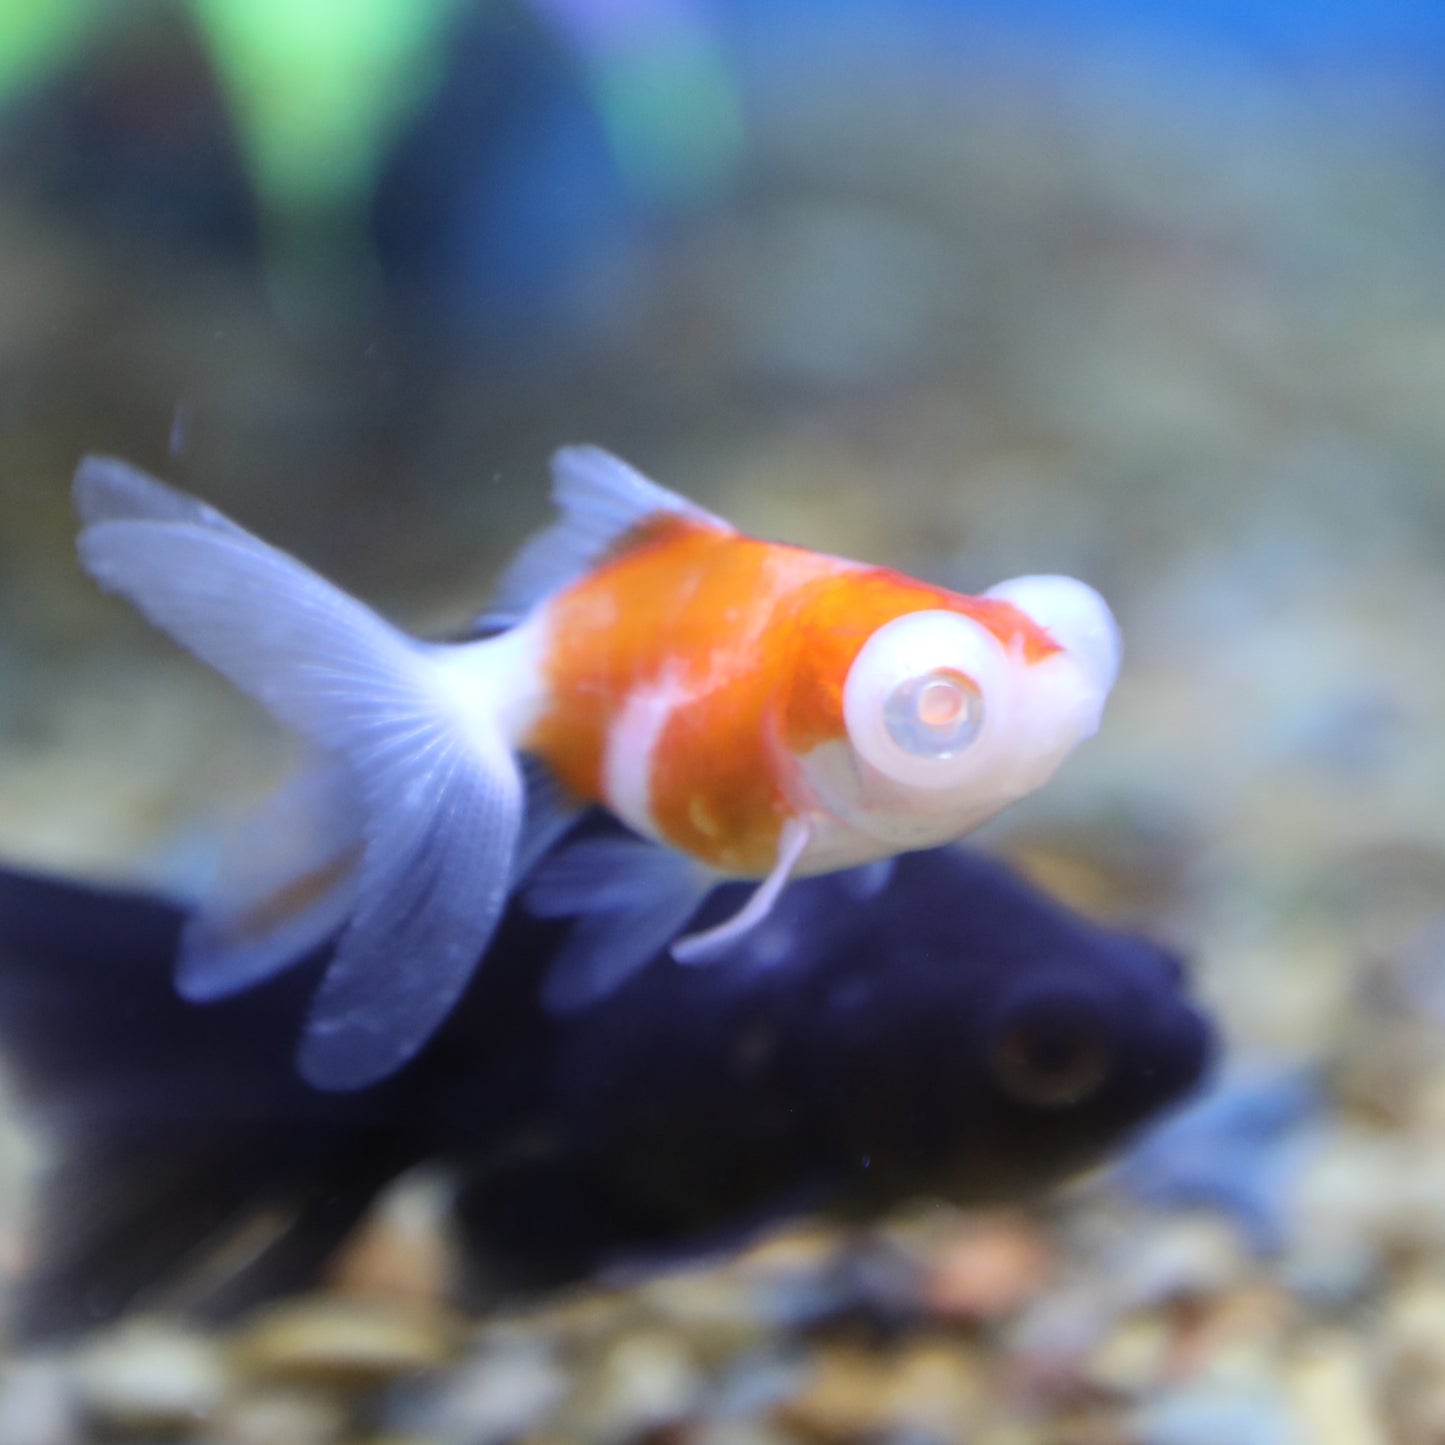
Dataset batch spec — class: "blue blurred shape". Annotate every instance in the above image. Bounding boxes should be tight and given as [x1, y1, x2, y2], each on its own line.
[533, 0, 744, 202]
[1117, 1065, 1325, 1253]
[730, 0, 1445, 70]
[373, 6, 642, 339]
[1134, 1386, 1307, 1445]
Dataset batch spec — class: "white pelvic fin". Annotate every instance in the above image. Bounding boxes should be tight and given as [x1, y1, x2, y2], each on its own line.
[75, 456, 523, 1090]
[178, 760, 363, 1000]
[672, 818, 812, 966]
[526, 833, 713, 1013]
[482, 445, 733, 624]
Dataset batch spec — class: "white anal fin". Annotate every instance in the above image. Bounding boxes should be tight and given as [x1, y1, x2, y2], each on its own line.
[526, 833, 713, 1013]
[178, 759, 363, 1000]
[672, 818, 812, 966]
[76, 457, 523, 1090]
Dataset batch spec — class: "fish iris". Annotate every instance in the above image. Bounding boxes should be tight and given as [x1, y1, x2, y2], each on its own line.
[883, 668, 983, 759]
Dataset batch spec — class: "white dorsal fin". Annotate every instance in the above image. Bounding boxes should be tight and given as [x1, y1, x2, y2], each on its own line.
[482, 446, 733, 626]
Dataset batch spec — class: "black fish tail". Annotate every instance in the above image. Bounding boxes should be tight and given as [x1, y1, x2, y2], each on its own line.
[0, 866, 396, 1339]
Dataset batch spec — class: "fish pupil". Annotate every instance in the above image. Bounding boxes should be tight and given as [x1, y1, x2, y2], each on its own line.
[883, 668, 984, 759]
[918, 678, 964, 725]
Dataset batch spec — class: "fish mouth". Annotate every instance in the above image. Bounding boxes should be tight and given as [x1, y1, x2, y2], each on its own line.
[1165, 998, 1219, 1102]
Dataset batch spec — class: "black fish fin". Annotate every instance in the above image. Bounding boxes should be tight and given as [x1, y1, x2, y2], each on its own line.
[0, 865, 398, 1339]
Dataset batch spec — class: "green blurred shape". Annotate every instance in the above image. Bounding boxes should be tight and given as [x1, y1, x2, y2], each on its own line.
[0, 0, 104, 103]
[188, 0, 459, 211]
[589, 17, 743, 203]
[187, 0, 462, 314]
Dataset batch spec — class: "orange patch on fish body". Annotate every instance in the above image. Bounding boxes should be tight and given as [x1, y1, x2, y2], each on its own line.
[526, 515, 1065, 874]
[526, 516, 844, 836]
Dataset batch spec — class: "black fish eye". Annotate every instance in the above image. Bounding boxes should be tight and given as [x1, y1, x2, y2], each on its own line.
[991, 1003, 1112, 1108]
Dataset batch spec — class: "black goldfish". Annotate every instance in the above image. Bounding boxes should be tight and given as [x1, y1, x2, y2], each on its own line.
[0, 839, 1212, 1339]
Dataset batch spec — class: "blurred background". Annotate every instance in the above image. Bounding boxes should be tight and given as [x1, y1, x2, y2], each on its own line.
[5, 0, 1445, 1440]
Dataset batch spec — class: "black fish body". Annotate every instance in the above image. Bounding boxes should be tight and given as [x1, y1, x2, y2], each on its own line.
[0, 841, 1214, 1338]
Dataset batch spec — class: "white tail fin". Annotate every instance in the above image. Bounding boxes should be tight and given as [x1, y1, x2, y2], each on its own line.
[176, 759, 363, 1000]
[75, 457, 523, 1090]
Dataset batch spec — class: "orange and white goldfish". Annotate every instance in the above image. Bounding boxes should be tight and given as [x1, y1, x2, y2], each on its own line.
[74, 447, 1119, 1089]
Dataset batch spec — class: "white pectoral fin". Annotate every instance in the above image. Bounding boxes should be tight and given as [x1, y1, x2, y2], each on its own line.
[671, 817, 813, 966]
[75, 457, 523, 1089]
[526, 834, 713, 1013]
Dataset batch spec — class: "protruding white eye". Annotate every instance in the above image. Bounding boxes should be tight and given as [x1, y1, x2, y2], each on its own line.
[883, 668, 984, 758]
[984, 574, 1120, 696]
[844, 610, 1010, 790]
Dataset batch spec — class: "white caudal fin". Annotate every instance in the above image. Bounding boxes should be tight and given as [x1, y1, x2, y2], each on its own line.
[177, 760, 363, 1001]
[75, 457, 523, 1090]
[480, 445, 732, 626]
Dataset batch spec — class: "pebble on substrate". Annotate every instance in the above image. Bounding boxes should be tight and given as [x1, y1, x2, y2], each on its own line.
[1277, 1219, 1381, 1312]
[632, 1268, 774, 1364]
[705, 1348, 810, 1424]
[1081, 1315, 1174, 1400]
[1285, 1331, 1388, 1445]
[388, 1334, 569, 1445]
[1292, 1125, 1445, 1262]
[227, 1298, 455, 1393]
[71, 1320, 229, 1435]
[552, 1328, 704, 1443]
[770, 1344, 901, 1441]
[1173, 1282, 1295, 1392]
[205, 1387, 348, 1445]
[1372, 1275, 1445, 1438]
[1131, 1385, 1307, 1445]
[1106, 1214, 1252, 1314]
[771, 1340, 985, 1442]
[918, 1214, 1055, 1326]
[683, 1423, 797, 1445]
[0, 1357, 81, 1445]
[750, 1236, 922, 1342]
